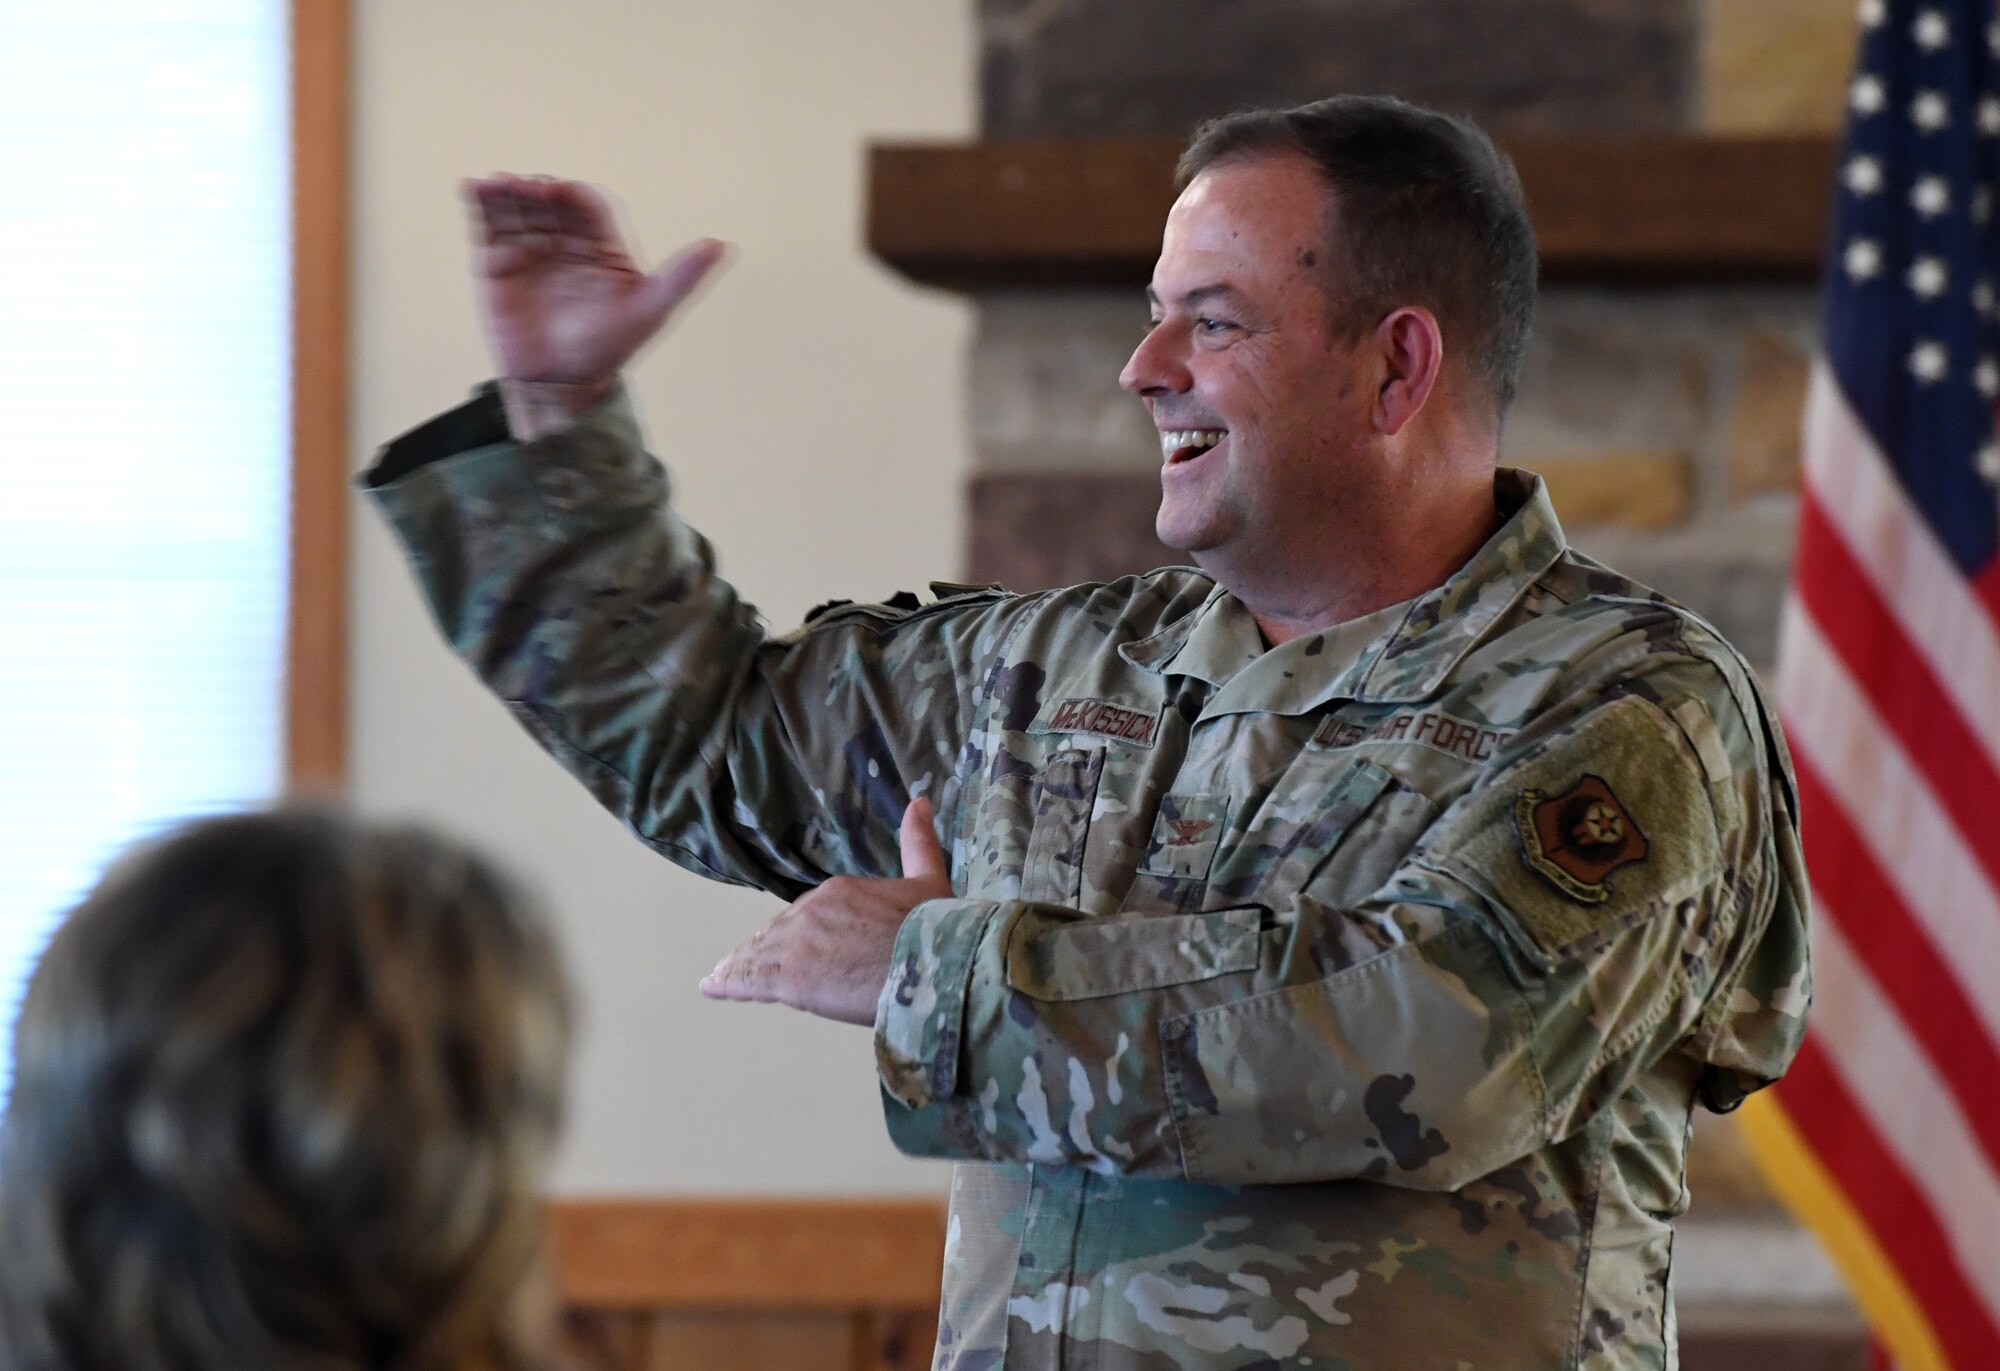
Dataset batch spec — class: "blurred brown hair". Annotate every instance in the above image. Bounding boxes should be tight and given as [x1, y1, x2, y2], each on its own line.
[0, 808, 573, 1371]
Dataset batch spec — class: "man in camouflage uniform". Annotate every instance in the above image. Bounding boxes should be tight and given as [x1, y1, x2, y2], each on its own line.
[367, 97, 1809, 1369]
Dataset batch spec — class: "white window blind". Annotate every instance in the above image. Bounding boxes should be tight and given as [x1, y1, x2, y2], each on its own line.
[0, 2, 290, 1095]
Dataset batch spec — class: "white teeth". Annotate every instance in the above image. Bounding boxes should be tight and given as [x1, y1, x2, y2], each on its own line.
[1158, 428, 1226, 459]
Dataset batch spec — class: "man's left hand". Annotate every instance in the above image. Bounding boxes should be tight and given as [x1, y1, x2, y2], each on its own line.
[700, 797, 952, 1025]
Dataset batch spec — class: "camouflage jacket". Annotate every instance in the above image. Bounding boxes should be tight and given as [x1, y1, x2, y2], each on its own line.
[366, 386, 1810, 1371]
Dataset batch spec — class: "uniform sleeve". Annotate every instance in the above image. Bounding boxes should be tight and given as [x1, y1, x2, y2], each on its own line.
[364, 385, 1027, 897]
[875, 672, 1800, 1188]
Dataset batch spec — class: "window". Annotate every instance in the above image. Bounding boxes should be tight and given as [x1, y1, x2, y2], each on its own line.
[0, 0, 342, 1096]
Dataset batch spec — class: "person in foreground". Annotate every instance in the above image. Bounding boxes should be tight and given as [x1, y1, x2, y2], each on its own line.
[365, 96, 1809, 1369]
[0, 810, 573, 1371]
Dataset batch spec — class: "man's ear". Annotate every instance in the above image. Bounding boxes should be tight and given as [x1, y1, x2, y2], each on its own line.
[1372, 306, 1444, 437]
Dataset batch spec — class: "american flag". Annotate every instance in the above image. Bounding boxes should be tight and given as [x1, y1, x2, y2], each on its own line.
[1736, 1, 2000, 1367]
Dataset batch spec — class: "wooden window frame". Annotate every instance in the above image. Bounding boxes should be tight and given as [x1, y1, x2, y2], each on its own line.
[287, 0, 350, 791]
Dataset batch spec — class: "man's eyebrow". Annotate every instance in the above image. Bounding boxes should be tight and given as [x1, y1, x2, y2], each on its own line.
[1145, 283, 1250, 312]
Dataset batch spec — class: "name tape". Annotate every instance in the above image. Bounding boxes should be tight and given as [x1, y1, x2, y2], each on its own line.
[1042, 697, 1160, 747]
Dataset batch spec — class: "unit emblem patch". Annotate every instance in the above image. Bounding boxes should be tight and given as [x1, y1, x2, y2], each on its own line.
[1515, 774, 1649, 904]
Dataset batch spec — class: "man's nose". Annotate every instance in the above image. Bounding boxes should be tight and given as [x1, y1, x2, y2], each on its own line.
[1120, 321, 1192, 396]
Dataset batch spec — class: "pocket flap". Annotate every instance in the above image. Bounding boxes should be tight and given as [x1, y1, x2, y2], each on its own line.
[1005, 907, 1262, 1002]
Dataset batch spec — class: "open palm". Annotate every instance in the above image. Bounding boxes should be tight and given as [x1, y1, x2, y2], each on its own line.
[465, 175, 724, 391]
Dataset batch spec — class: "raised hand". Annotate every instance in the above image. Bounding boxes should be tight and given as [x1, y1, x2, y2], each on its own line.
[700, 798, 954, 1026]
[463, 175, 727, 439]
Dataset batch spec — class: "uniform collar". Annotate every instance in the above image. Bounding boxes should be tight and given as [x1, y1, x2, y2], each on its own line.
[1118, 469, 1566, 713]
[1120, 584, 1263, 684]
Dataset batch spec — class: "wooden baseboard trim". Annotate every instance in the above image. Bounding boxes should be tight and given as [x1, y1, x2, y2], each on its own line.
[549, 1197, 947, 1312]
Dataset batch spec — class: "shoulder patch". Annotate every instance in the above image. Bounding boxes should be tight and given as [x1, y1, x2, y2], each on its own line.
[1515, 774, 1649, 903]
[1422, 694, 1723, 960]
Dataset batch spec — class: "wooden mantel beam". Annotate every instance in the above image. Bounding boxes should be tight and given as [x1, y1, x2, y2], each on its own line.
[866, 134, 1838, 291]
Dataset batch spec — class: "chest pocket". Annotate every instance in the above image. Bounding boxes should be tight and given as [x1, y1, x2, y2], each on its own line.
[1020, 747, 1104, 905]
[1202, 756, 1402, 910]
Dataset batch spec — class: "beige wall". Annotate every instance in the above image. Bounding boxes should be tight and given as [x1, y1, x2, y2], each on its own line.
[347, 1, 974, 1193]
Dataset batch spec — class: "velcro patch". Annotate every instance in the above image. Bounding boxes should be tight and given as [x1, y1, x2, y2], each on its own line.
[1036, 696, 1161, 747]
[1422, 694, 1723, 959]
[1314, 708, 1513, 764]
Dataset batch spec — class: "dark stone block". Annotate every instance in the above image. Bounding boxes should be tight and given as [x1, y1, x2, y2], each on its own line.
[967, 473, 1185, 590]
[980, 0, 1698, 139]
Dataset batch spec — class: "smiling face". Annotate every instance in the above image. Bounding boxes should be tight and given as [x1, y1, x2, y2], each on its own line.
[1120, 153, 1377, 571]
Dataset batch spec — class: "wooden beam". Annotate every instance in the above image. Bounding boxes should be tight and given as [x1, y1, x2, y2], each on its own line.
[548, 1198, 947, 1313]
[1510, 136, 1835, 281]
[286, 0, 351, 793]
[867, 135, 1837, 292]
[869, 137, 1182, 291]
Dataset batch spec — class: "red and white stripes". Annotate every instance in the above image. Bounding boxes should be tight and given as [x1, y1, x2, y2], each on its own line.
[1773, 360, 2000, 1368]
